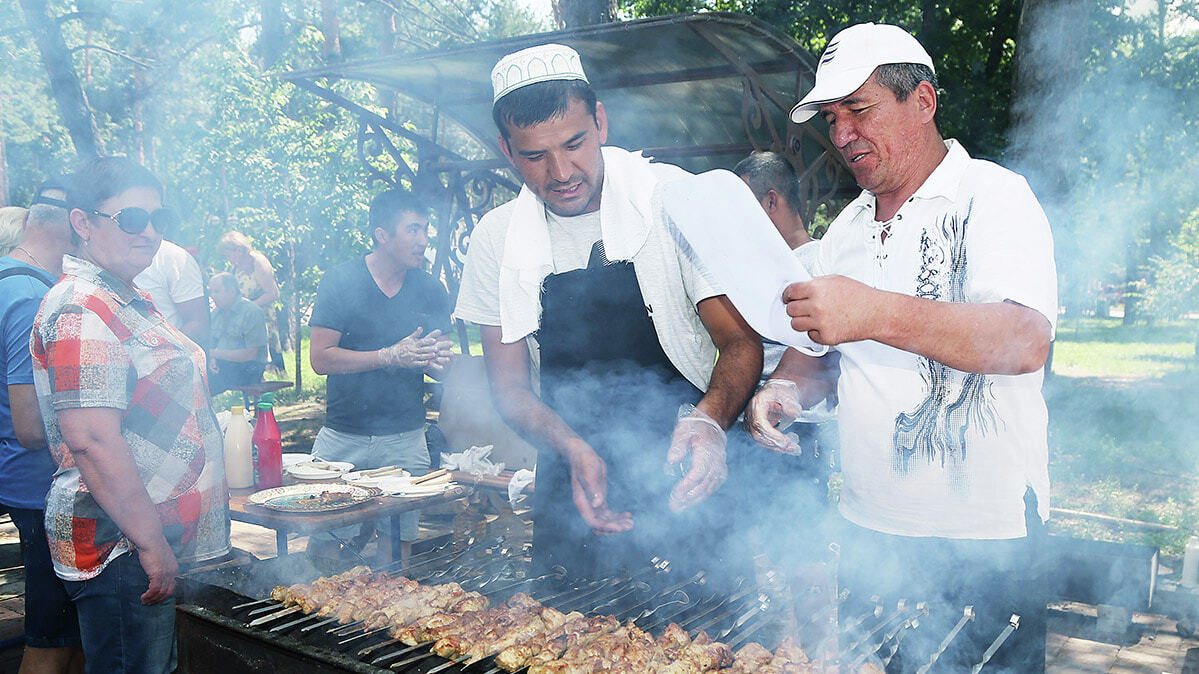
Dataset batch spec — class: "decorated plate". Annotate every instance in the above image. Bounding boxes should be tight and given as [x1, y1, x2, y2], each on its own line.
[248, 483, 380, 512]
[286, 461, 354, 480]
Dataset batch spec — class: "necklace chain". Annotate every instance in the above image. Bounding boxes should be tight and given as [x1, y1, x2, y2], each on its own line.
[12, 246, 46, 270]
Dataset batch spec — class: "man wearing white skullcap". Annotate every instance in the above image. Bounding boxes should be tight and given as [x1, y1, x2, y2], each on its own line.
[455, 43, 762, 582]
[746, 22, 1056, 671]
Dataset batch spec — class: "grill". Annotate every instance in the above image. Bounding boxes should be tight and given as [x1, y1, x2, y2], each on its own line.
[177, 537, 1024, 673]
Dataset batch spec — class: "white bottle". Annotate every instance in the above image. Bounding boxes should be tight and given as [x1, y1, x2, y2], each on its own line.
[1183, 536, 1199, 589]
[224, 405, 255, 489]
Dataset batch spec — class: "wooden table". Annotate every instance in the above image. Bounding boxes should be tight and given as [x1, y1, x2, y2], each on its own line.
[228, 482, 466, 563]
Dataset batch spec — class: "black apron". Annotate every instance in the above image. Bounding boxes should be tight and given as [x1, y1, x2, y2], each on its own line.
[533, 242, 740, 582]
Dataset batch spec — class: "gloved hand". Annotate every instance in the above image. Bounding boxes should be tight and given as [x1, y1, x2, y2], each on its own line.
[666, 404, 728, 512]
[744, 378, 803, 455]
[377, 328, 451, 369]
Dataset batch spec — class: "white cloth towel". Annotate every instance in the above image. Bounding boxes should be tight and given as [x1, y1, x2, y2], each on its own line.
[497, 146, 660, 344]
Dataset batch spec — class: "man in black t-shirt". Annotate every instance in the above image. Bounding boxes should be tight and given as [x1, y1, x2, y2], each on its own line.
[309, 188, 454, 558]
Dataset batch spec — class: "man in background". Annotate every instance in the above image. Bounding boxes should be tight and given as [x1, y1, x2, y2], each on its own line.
[135, 236, 209, 344]
[733, 151, 817, 271]
[309, 187, 453, 559]
[207, 271, 268, 394]
[0, 177, 84, 674]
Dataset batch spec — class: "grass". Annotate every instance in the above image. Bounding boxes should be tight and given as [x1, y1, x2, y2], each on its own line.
[1051, 316, 1197, 379]
[257, 316, 1199, 555]
[1046, 316, 1199, 554]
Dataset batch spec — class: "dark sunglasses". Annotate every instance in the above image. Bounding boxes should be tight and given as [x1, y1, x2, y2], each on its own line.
[88, 206, 179, 236]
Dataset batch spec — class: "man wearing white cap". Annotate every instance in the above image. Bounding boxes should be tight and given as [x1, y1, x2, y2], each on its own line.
[456, 43, 761, 580]
[746, 23, 1056, 671]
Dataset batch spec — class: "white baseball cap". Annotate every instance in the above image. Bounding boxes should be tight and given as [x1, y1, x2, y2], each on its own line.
[491, 43, 588, 103]
[789, 23, 934, 124]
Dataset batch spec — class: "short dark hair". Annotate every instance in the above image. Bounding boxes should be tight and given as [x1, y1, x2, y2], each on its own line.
[368, 188, 426, 242]
[492, 80, 597, 140]
[872, 63, 938, 102]
[68, 156, 162, 213]
[67, 157, 163, 244]
[732, 151, 802, 215]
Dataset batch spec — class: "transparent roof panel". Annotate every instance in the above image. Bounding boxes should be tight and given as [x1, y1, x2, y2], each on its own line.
[284, 13, 821, 172]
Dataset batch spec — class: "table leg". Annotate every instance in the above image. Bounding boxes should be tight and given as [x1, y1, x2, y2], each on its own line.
[276, 529, 289, 558]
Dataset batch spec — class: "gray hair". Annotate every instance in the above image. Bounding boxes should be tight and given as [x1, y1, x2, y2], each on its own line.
[873, 63, 938, 102]
[26, 188, 69, 234]
[732, 152, 803, 215]
[0, 207, 27, 257]
[209, 271, 241, 295]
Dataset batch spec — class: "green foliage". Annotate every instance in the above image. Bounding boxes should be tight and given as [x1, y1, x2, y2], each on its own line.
[1, 0, 541, 330]
[1141, 207, 1199, 320]
[619, 0, 1022, 159]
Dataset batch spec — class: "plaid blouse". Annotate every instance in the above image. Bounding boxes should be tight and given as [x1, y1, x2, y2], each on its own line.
[31, 255, 230, 581]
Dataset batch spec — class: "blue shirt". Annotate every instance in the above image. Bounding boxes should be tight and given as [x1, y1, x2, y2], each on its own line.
[0, 257, 58, 509]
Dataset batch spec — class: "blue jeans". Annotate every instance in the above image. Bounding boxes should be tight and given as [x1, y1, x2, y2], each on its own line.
[62, 550, 176, 674]
[312, 426, 430, 540]
[5, 506, 80, 648]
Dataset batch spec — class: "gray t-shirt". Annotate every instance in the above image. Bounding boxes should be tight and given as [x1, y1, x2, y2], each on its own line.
[210, 297, 268, 363]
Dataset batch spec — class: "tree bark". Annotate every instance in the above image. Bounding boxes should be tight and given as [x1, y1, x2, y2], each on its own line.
[258, 0, 285, 68]
[377, 5, 400, 119]
[17, 0, 103, 158]
[551, 0, 616, 29]
[319, 0, 342, 63]
[0, 134, 9, 206]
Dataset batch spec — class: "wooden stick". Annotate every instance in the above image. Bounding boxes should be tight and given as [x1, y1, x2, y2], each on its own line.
[410, 468, 449, 485]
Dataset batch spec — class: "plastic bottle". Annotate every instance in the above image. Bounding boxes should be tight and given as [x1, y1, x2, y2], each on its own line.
[223, 405, 255, 489]
[1183, 536, 1199, 588]
[252, 393, 283, 489]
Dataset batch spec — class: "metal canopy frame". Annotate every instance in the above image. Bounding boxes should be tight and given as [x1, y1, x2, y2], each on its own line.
[283, 12, 856, 345]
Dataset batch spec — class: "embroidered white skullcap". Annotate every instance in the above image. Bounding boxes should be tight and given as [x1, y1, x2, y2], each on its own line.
[491, 43, 588, 103]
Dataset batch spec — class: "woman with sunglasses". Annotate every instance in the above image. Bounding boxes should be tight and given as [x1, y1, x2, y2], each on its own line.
[30, 156, 230, 673]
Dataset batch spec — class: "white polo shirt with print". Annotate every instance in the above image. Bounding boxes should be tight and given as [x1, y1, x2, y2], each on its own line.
[814, 140, 1058, 540]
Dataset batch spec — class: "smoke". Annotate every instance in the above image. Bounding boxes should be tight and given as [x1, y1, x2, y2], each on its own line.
[1005, 0, 1199, 313]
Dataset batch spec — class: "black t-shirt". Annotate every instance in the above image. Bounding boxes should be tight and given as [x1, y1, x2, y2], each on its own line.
[309, 257, 450, 435]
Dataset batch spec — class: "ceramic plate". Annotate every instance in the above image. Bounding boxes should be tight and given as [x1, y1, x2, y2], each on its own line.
[281, 453, 312, 468]
[286, 461, 354, 480]
[248, 483, 380, 512]
[385, 481, 457, 497]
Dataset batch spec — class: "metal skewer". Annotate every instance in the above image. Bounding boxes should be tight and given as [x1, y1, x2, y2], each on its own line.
[915, 605, 976, 674]
[840, 600, 919, 664]
[231, 597, 273, 611]
[247, 605, 301, 627]
[971, 614, 1020, 673]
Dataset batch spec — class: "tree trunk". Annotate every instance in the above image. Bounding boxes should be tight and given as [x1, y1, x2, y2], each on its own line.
[16, 0, 103, 158]
[377, 6, 400, 119]
[289, 235, 302, 394]
[258, 0, 285, 68]
[551, 0, 616, 29]
[0, 134, 9, 206]
[320, 0, 342, 63]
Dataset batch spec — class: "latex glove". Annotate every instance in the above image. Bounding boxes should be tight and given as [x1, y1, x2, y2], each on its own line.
[424, 336, 456, 373]
[666, 405, 728, 512]
[567, 443, 633, 535]
[138, 539, 179, 605]
[744, 378, 803, 455]
[377, 328, 445, 369]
